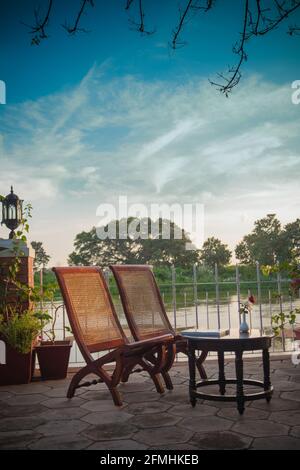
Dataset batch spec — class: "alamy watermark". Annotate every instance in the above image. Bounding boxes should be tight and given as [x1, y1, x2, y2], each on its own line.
[95, 196, 204, 251]
[291, 80, 300, 105]
[0, 80, 6, 104]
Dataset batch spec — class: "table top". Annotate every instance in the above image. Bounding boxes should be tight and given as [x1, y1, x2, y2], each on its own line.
[185, 329, 274, 352]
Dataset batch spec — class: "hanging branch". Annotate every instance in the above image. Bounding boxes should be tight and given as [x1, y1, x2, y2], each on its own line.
[210, 0, 300, 95]
[171, 0, 214, 49]
[210, 0, 250, 96]
[62, 0, 95, 35]
[127, 0, 155, 35]
[23, 0, 54, 45]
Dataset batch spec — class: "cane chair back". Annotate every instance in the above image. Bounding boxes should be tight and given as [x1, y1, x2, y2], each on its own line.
[110, 265, 173, 341]
[53, 267, 126, 360]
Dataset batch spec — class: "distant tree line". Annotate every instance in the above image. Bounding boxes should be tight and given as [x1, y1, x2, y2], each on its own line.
[67, 214, 300, 270]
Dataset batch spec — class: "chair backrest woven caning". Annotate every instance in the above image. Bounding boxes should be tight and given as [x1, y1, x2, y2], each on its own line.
[53, 267, 126, 355]
[110, 265, 173, 341]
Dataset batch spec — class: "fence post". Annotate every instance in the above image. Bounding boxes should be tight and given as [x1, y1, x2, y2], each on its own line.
[171, 265, 177, 331]
[193, 263, 199, 329]
[215, 263, 220, 329]
[236, 264, 241, 325]
[256, 261, 263, 330]
[206, 291, 209, 328]
[277, 270, 286, 351]
[227, 291, 231, 329]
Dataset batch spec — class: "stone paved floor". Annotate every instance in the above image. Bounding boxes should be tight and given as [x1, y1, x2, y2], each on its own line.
[0, 358, 300, 450]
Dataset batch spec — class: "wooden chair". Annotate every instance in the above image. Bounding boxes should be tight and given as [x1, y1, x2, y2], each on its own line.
[110, 264, 208, 388]
[53, 266, 175, 406]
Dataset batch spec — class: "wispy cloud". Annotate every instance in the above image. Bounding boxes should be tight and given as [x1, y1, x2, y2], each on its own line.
[0, 67, 299, 263]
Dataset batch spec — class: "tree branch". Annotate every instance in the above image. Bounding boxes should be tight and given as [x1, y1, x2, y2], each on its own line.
[23, 0, 53, 45]
[127, 0, 155, 35]
[62, 0, 94, 35]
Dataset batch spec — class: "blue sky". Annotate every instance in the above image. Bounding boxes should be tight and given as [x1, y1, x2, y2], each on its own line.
[0, 1, 300, 264]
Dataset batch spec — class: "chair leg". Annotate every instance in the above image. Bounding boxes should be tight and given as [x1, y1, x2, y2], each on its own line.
[67, 364, 93, 398]
[121, 365, 134, 383]
[109, 387, 123, 406]
[161, 371, 173, 390]
[151, 373, 165, 394]
[196, 351, 208, 380]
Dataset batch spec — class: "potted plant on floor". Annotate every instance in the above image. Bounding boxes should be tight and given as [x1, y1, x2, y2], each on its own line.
[0, 308, 40, 385]
[0, 198, 40, 385]
[34, 295, 73, 380]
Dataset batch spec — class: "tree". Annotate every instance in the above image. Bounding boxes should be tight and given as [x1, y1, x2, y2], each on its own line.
[68, 217, 199, 267]
[23, 0, 300, 95]
[199, 237, 231, 270]
[235, 214, 300, 265]
[31, 241, 51, 271]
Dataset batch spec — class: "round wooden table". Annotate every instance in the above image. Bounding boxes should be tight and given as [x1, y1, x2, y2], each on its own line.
[187, 329, 274, 414]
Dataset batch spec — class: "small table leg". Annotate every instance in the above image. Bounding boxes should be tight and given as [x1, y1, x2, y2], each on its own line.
[263, 348, 272, 402]
[218, 351, 226, 395]
[235, 350, 245, 415]
[188, 345, 197, 407]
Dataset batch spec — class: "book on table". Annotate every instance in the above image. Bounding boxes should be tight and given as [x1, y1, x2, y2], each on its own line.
[180, 328, 230, 338]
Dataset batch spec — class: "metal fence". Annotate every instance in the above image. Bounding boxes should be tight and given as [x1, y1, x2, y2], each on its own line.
[40, 262, 300, 366]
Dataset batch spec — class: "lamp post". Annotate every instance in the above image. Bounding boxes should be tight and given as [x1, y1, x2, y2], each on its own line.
[1, 186, 23, 239]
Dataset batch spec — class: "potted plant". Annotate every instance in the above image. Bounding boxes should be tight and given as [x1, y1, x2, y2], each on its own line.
[0, 198, 40, 385]
[0, 308, 40, 385]
[34, 289, 73, 380]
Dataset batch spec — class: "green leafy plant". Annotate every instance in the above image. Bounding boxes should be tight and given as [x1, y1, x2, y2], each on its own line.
[271, 309, 298, 337]
[0, 308, 40, 354]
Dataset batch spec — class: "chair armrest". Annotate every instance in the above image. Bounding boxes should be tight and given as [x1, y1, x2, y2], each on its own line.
[124, 333, 174, 351]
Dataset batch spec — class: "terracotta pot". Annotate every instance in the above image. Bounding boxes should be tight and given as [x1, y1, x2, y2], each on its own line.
[0, 336, 33, 385]
[36, 340, 72, 380]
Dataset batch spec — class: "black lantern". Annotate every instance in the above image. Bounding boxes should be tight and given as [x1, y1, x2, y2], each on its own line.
[1, 186, 23, 239]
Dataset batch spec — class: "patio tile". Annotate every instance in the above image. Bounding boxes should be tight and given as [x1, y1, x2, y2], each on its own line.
[39, 407, 89, 421]
[135, 426, 193, 446]
[0, 383, 51, 395]
[250, 397, 300, 411]
[130, 412, 181, 428]
[0, 416, 45, 432]
[232, 419, 289, 437]
[251, 436, 300, 450]
[126, 401, 171, 415]
[41, 397, 86, 408]
[87, 439, 148, 450]
[281, 391, 300, 402]
[180, 415, 232, 433]
[82, 411, 134, 425]
[0, 430, 41, 450]
[43, 386, 86, 398]
[0, 404, 47, 418]
[270, 411, 300, 426]
[3, 394, 47, 406]
[150, 444, 199, 451]
[159, 387, 190, 404]
[79, 390, 116, 401]
[169, 403, 218, 417]
[29, 434, 92, 450]
[123, 391, 162, 403]
[291, 426, 300, 438]
[118, 382, 153, 392]
[35, 419, 89, 436]
[0, 391, 13, 401]
[81, 399, 127, 412]
[217, 407, 269, 420]
[83, 423, 137, 441]
[190, 431, 252, 450]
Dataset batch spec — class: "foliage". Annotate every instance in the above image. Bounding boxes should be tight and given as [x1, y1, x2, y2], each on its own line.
[272, 309, 298, 337]
[235, 215, 300, 265]
[199, 237, 231, 270]
[68, 217, 199, 268]
[0, 308, 40, 354]
[31, 241, 51, 271]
